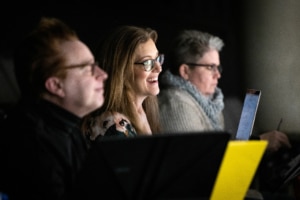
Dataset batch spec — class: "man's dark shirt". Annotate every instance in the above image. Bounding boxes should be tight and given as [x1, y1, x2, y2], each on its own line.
[0, 99, 89, 200]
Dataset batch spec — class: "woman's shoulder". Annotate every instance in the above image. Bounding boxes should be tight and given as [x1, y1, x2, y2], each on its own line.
[159, 87, 190, 98]
[158, 87, 197, 105]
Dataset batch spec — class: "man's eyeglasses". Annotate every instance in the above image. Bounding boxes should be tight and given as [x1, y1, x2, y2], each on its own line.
[63, 61, 99, 76]
[186, 63, 223, 74]
[134, 54, 164, 72]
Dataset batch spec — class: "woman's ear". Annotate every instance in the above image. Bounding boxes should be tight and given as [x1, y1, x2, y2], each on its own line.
[45, 77, 65, 97]
[179, 64, 190, 80]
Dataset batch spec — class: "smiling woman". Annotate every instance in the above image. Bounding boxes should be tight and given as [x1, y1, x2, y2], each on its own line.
[81, 25, 162, 140]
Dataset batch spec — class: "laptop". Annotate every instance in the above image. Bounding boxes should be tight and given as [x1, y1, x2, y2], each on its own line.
[235, 89, 261, 140]
[75, 132, 231, 200]
[210, 89, 266, 199]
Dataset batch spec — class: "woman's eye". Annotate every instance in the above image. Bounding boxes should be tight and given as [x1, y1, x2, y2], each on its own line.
[143, 60, 152, 65]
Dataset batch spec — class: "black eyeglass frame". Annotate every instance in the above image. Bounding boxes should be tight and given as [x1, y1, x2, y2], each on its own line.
[186, 63, 223, 74]
[62, 61, 99, 76]
[134, 54, 164, 72]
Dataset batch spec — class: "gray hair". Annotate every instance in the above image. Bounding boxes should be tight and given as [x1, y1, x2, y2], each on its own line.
[167, 30, 224, 75]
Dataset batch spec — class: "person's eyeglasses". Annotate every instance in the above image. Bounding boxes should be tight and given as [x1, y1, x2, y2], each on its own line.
[63, 61, 99, 76]
[186, 63, 223, 74]
[134, 54, 164, 72]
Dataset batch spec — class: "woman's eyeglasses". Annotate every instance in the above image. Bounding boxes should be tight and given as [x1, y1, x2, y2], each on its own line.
[134, 54, 164, 72]
[186, 63, 222, 74]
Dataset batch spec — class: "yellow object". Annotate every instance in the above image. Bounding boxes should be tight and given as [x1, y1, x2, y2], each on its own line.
[210, 140, 268, 200]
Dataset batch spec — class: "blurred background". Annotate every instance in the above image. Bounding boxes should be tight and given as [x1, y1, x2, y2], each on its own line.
[1, 0, 300, 136]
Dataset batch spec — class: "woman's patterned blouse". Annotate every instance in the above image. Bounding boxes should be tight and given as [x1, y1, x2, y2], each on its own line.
[88, 111, 137, 141]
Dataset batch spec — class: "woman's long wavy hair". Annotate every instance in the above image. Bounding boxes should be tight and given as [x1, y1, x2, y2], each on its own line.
[82, 25, 161, 135]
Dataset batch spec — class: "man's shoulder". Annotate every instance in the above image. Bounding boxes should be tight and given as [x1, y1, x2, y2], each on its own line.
[1, 103, 42, 135]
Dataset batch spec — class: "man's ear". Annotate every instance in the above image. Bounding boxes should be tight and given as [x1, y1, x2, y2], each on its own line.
[179, 64, 190, 80]
[45, 77, 65, 97]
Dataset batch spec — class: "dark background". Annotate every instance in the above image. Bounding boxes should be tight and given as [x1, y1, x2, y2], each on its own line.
[0, 0, 245, 105]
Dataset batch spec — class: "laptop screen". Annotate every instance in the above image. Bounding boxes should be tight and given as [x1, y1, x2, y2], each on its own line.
[76, 132, 231, 200]
[236, 89, 261, 140]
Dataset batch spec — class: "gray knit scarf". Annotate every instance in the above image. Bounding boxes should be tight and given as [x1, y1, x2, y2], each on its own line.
[159, 70, 224, 130]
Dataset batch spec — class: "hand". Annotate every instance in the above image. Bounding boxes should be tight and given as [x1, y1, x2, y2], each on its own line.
[259, 130, 292, 153]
